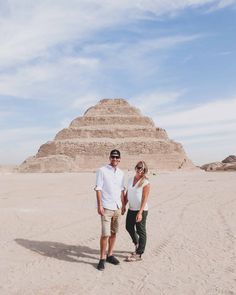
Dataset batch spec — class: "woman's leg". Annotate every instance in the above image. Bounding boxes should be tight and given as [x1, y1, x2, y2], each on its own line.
[136, 211, 148, 255]
[126, 210, 139, 246]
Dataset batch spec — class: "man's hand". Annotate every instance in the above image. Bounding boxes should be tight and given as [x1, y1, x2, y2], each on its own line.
[121, 205, 126, 215]
[97, 205, 104, 216]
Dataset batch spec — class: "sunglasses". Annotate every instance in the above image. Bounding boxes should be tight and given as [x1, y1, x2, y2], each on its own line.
[111, 156, 120, 159]
[136, 166, 143, 170]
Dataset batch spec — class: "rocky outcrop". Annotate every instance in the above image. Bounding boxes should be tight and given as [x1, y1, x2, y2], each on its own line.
[222, 155, 236, 163]
[201, 155, 236, 171]
[19, 98, 195, 172]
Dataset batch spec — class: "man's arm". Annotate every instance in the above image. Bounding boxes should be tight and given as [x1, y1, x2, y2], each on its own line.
[95, 169, 104, 216]
[96, 190, 104, 216]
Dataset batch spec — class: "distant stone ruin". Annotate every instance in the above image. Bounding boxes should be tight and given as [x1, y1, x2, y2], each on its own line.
[201, 155, 236, 171]
[19, 98, 195, 172]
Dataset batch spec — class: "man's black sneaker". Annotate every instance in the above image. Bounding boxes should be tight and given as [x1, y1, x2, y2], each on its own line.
[97, 259, 105, 271]
[106, 255, 120, 265]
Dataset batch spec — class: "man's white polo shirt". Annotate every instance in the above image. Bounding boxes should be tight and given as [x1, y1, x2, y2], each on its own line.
[95, 164, 125, 210]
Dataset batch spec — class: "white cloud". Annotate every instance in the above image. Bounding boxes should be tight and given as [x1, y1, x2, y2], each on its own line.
[0, 0, 231, 70]
[0, 139, 47, 165]
[217, 0, 236, 8]
[0, 0, 221, 101]
[184, 134, 236, 164]
[0, 110, 13, 118]
[207, 0, 236, 11]
[82, 34, 201, 59]
[71, 94, 100, 111]
[0, 33, 199, 100]
[0, 126, 60, 164]
[128, 35, 201, 55]
[147, 96, 236, 165]
[155, 97, 236, 127]
[111, 35, 201, 74]
[0, 127, 58, 143]
[133, 90, 186, 114]
[168, 120, 236, 138]
[0, 56, 100, 98]
[0, 1, 109, 68]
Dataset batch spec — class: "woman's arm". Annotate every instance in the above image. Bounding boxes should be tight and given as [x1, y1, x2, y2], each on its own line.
[121, 190, 128, 215]
[136, 183, 150, 222]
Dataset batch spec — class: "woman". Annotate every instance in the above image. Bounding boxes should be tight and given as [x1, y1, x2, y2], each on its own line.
[123, 161, 150, 262]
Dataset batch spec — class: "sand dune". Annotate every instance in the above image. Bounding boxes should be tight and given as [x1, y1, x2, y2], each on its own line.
[1, 171, 236, 295]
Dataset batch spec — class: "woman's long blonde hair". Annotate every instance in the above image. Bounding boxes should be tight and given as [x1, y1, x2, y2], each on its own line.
[135, 160, 148, 187]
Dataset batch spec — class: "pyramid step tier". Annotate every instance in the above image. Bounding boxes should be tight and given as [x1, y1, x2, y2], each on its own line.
[84, 105, 141, 116]
[37, 139, 184, 158]
[70, 116, 155, 127]
[19, 153, 191, 172]
[55, 126, 168, 140]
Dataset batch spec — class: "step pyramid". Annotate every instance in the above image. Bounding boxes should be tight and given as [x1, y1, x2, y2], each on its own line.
[19, 98, 195, 172]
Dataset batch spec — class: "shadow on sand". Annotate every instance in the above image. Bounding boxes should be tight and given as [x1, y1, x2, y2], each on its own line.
[15, 238, 100, 268]
[15, 238, 129, 268]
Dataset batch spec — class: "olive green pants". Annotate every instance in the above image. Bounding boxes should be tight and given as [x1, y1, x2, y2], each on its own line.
[125, 209, 148, 255]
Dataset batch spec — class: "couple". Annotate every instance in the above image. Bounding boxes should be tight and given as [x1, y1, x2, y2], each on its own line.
[95, 149, 150, 271]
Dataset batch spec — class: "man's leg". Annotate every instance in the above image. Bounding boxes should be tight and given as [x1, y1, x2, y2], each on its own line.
[106, 209, 120, 265]
[100, 236, 109, 259]
[108, 208, 121, 256]
[107, 232, 116, 256]
[97, 209, 112, 270]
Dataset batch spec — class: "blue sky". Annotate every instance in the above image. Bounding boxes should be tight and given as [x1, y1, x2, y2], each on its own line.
[0, 0, 236, 165]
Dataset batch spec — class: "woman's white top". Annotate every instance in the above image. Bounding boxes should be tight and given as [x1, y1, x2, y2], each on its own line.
[127, 177, 149, 211]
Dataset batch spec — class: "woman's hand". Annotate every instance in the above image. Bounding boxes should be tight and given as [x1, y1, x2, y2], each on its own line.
[136, 212, 142, 222]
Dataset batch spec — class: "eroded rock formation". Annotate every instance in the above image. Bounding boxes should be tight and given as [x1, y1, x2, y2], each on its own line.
[19, 98, 195, 172]
[201, 155, 236, 171]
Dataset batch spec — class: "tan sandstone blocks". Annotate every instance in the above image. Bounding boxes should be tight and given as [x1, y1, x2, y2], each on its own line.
[19, 98, 195, 172]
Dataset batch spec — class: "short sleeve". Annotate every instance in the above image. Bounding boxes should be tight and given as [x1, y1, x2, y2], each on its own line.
[142, 178, 150, 188]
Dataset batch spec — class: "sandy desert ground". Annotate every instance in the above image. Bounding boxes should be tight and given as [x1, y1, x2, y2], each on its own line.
[0, 170, 236, 295]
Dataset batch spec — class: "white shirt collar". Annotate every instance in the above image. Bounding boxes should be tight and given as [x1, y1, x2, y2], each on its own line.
[107, 164, 118, 172]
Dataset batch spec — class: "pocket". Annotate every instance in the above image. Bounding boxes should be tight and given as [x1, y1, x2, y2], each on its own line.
[114, 208, 121, 217]
[103, 209, 113, 221]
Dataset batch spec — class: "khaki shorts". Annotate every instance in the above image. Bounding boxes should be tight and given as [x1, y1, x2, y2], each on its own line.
[101, 208, 121, 237]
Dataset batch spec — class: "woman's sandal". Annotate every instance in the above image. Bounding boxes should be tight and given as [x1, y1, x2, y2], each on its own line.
[125, 253, 142, 262]
[131, 244, 139, 255]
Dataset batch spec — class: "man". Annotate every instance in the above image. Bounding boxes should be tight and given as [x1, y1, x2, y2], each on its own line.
[95, 149, 125, 271]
